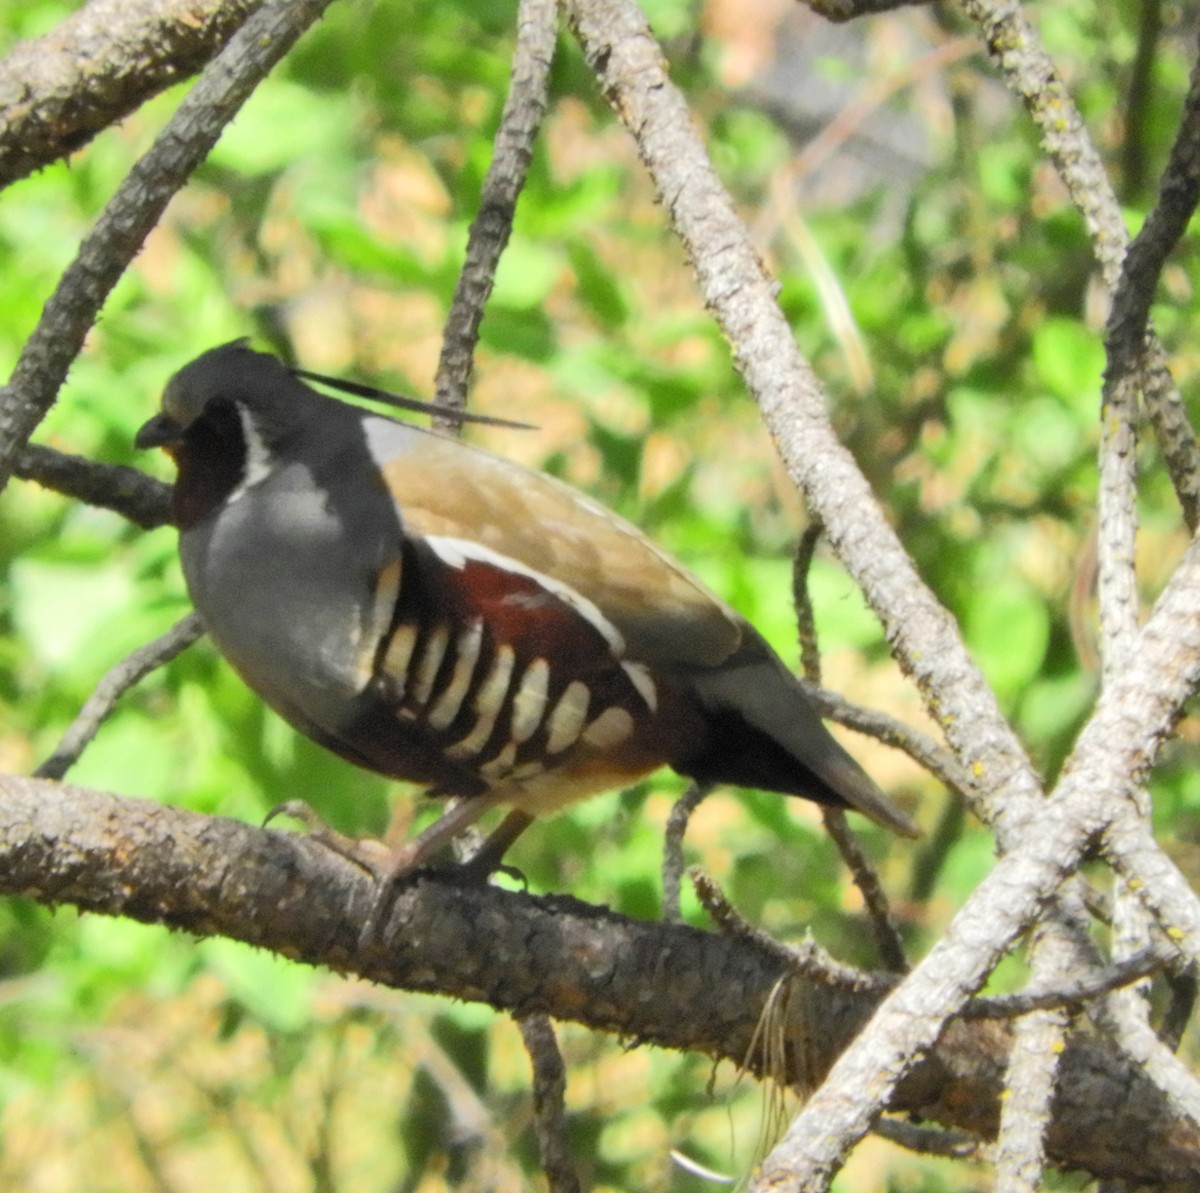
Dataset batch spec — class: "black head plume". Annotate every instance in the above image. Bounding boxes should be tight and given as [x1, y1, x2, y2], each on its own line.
[291, 368, 535, 431]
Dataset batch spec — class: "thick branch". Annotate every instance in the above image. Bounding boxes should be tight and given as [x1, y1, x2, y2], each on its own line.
[0, 775, 1197, 1185]
[0, 0, 265, 189]
[0, 0, 336, 494]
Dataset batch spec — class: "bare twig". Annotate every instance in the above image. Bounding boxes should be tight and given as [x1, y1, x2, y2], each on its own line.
[1106, 810, 1200, 983]
[873, 1117, 980, 1159]
[432, 0, 557, 428]
[516, 1015, 583, 1193]
[14, 444, 172, 528]
[821, 809, 909, 974]
[662, 782, 708, 923]
[964, 944, 1173, 1019]
[993, 954, 1067, 1193]
[960, 0, 1200, 531]
[691, 868, 893, 995]
[1142, 339, 1200, 531]
[797, 680, 974, 801]
[0, 0, 337, 493]
[1106, 39, 1200, 373]
[792, 495, 906, 974]
[36, 614, 205, 781]
[959, 0, 1126, 285]
[791, 524, 824, 683]
[0, 0, 266, 189]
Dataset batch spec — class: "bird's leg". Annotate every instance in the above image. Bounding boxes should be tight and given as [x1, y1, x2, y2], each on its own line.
[458, 809, 535, 881]
[376, 789, 511, 879]
[269, 794, 530, 943]
[359, 790, 515, 944]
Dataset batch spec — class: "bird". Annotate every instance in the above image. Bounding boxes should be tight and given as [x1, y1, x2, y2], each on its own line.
[136, 341, 916, 889]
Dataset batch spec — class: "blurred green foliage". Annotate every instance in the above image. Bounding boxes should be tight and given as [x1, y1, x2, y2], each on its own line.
[0, 0, 1197, 1188]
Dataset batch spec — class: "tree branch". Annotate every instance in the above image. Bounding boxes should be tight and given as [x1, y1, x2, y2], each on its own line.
[35, 613, 204, 781]
[960, 0, 1200, 532]
[0, 0, 336, 493]
[0, 0, 266, 190]
[13, 444, 171, 527]
[516, 1014, 583, 1193]
[0, 774, 1197, 1185]
[432, 0, 557, 427]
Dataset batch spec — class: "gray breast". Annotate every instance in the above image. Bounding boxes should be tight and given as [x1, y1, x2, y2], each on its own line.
[180, 455, 399, 738]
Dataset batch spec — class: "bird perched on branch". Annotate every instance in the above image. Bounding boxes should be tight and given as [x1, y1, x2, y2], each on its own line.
[136, 341, 915, 887]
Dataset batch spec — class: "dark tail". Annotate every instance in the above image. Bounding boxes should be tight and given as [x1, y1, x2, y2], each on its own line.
[678, 636, 918, 837]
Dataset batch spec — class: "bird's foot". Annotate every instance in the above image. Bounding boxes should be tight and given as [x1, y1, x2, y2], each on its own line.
[265, 799, 392, 878]
[267, 797, 535, 947]
[264, 800, 421, 943]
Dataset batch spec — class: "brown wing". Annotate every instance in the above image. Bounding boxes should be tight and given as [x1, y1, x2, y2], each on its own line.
[369, 428, 744, 668]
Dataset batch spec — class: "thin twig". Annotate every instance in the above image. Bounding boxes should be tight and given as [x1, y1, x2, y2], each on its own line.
[994, 903, 1080, 1193]
[791, 524, 824, 684]
[690, 868, 893, 995]
[0, 0, 336, 493]
[872, 1117, 981, 1160]
[960, 0, 1200, 530]
[432, 0, 557, 428]
[792, 524, 909, 973]
[662, 782, 708, 923]
[36, 614, 205, 781]
[797, 679, 974, 801]
[1106, 36, 1200, 375]
[995, 893, 1137, 1192]
[821, 809, 909, 974]
[516, 1014, 583, 1193]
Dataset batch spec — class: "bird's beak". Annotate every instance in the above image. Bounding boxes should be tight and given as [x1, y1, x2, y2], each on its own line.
[135, 412, 185, 451]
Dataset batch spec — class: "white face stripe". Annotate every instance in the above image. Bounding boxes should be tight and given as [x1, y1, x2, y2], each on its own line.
[226, 407, 275, 504]
[447, 643, 516, 759]
[545, 680, 590, 754]
[424, 535, 627, 656]
[410, 623, 450, 708]
[510, 657, 550, 743]
[426, 620, 484, 730]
